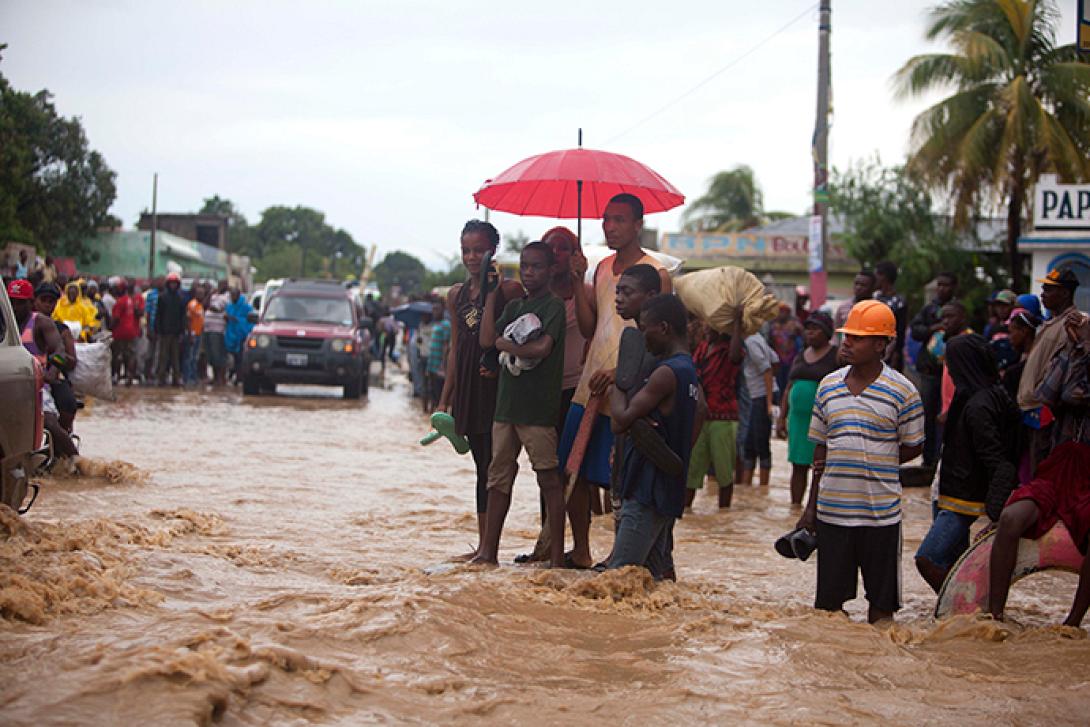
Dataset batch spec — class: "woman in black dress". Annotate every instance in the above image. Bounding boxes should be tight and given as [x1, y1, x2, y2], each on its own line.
[437, 220, 524, 560]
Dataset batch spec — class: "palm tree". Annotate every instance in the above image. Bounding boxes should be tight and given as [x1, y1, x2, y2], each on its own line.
[682, 165, 765, 232]
[894, 0, 1090, 290]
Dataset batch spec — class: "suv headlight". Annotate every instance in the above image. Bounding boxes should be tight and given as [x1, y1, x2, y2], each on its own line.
[256, 334, 272, 348]
[331, 338, 354, 353]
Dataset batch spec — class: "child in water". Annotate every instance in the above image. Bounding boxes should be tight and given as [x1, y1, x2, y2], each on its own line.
[608, 295, 703, 579]
[437, 220, 523, 561]
[472, 242, 567, 567]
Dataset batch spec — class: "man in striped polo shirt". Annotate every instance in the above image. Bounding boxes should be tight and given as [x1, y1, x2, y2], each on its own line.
[797, 300, 925, 623]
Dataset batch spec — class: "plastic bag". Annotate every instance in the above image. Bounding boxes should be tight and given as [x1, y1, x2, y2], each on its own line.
[673, 266, 780, 337]
[503, 313, 542, 345]
[71, 339, 115, 400]
[42, 386, 58, 416]
[498, 313, 543, 375]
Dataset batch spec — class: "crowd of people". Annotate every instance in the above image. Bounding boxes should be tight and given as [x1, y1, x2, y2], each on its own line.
[422, 191, 1090, 628]
[5, 265, 256, 391]
[4, 264, 257, 474]
[9, 197, 1090, 627]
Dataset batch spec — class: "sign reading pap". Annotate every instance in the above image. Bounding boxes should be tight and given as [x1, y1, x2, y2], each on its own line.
[1034, 175, 1090, 231]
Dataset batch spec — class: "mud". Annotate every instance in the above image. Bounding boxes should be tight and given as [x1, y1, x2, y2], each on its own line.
[2, 374, 1089, 724]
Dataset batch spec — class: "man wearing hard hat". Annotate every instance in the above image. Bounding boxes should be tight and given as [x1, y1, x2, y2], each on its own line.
[796, 300, 925, 624]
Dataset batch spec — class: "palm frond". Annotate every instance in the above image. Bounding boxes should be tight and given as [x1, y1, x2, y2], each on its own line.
[1037, 60, 1090, 104]
[957, 107, 1003, 173]
[907, 83, 997, 155]
[994, 0, 1032, 53]
[1037, 108, 1090, 181]
[950, 29, 1011, 78]
[893, 53, 976, 97]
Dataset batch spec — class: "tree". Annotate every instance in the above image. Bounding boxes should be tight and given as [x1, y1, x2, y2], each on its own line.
[423, 265, 467, 292]
[830, 156, 1004, 318]
[894, 0, 1090, 290]
[199, 195, 254, 256]
[372, 251, 426, 297]
[503, 230, 529, 253]
[251, 205, 362, 278]
[253, 244, 304, 281]
[681, 165, 764, 232]
[0, 54, 120, 261]
[830, 156, 936, 267]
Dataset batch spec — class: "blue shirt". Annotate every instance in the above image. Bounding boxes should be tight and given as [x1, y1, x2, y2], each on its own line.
[224, 295, 255, 353]
[620, 352, 700, 519]
[145, 288, 159, 330]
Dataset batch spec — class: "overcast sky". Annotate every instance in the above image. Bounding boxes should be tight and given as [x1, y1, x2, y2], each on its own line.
[2, 1, 1081, 269]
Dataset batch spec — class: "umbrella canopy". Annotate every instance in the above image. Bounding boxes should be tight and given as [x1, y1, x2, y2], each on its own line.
[473, 147, 684, 219]
[392, 300, 435, 329]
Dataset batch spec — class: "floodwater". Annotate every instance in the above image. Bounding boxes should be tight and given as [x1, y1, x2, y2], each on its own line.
[3, 371, 1090, 725]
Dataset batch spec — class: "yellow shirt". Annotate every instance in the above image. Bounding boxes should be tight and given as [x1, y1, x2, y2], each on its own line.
[53, 295, 99, 340]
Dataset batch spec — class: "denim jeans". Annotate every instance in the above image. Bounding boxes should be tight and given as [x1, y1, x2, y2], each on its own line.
[181, 333, 202, 384]
[916, 508, 978, 569]
[608, 498, 674, 580]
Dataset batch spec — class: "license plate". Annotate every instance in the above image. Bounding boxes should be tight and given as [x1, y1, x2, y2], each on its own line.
[285, 353, 308, 367]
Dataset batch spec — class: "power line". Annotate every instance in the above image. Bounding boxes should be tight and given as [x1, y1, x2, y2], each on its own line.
[605, 2, 819, 146]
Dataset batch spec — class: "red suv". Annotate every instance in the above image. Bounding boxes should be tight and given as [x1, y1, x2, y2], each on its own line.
[241, 280, 371, 399]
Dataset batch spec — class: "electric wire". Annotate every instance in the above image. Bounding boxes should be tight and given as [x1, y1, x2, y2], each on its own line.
[604, 2, 820, 146]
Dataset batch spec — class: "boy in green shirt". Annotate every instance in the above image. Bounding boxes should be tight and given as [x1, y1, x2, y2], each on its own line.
[472, 242, 567, 568]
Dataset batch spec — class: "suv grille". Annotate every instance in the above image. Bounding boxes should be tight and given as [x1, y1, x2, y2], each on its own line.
[277, 336, 324, 350]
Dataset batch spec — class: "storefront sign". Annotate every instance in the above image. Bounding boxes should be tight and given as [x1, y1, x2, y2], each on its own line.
[661, 231, 845, 261]
[1034, 175, 1090, 230]
[1080, 0, 1090, 53]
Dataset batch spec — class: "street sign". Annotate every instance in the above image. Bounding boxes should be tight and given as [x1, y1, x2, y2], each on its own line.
[808, 215, 824, 273]
[1033, 175, 1090, 230]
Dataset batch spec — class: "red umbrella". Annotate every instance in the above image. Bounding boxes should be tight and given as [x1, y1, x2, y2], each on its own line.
[473, 133, 684, 241]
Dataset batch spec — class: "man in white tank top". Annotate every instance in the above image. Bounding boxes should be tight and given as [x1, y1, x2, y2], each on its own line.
[558, 193, 672, 569]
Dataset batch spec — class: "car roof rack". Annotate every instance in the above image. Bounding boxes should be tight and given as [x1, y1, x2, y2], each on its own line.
[278, 279, 350, 291]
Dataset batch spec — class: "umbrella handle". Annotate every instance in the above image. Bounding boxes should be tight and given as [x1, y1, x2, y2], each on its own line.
[577, 180, 582, 245]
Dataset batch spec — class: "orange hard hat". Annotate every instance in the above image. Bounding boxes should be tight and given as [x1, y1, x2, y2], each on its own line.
[837, 299, 895, 337]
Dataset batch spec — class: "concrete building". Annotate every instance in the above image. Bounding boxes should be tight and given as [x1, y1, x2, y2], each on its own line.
[138, 213, 229, 251]
[78, 230, 252, 288]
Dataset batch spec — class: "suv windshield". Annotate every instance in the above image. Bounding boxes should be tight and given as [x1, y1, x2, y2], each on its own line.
[265, 295, 354, 326]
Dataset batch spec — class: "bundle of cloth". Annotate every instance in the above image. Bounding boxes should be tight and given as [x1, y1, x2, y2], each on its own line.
[497, 313, 543, 376]
[673, 266, 781, 336]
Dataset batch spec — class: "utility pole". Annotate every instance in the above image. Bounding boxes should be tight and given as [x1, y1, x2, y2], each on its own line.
[148, 173, 158, 282]
[809, 0, 831, 309]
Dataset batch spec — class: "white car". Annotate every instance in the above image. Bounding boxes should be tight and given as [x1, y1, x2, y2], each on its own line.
[250, 278, 286, 317]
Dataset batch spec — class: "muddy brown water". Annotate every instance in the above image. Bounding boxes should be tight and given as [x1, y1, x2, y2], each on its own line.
[2, 371, 1090, 725]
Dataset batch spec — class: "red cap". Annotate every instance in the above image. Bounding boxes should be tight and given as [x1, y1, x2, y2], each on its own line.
[166, 272, 181, 282]
[7, 279, 33, 300]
